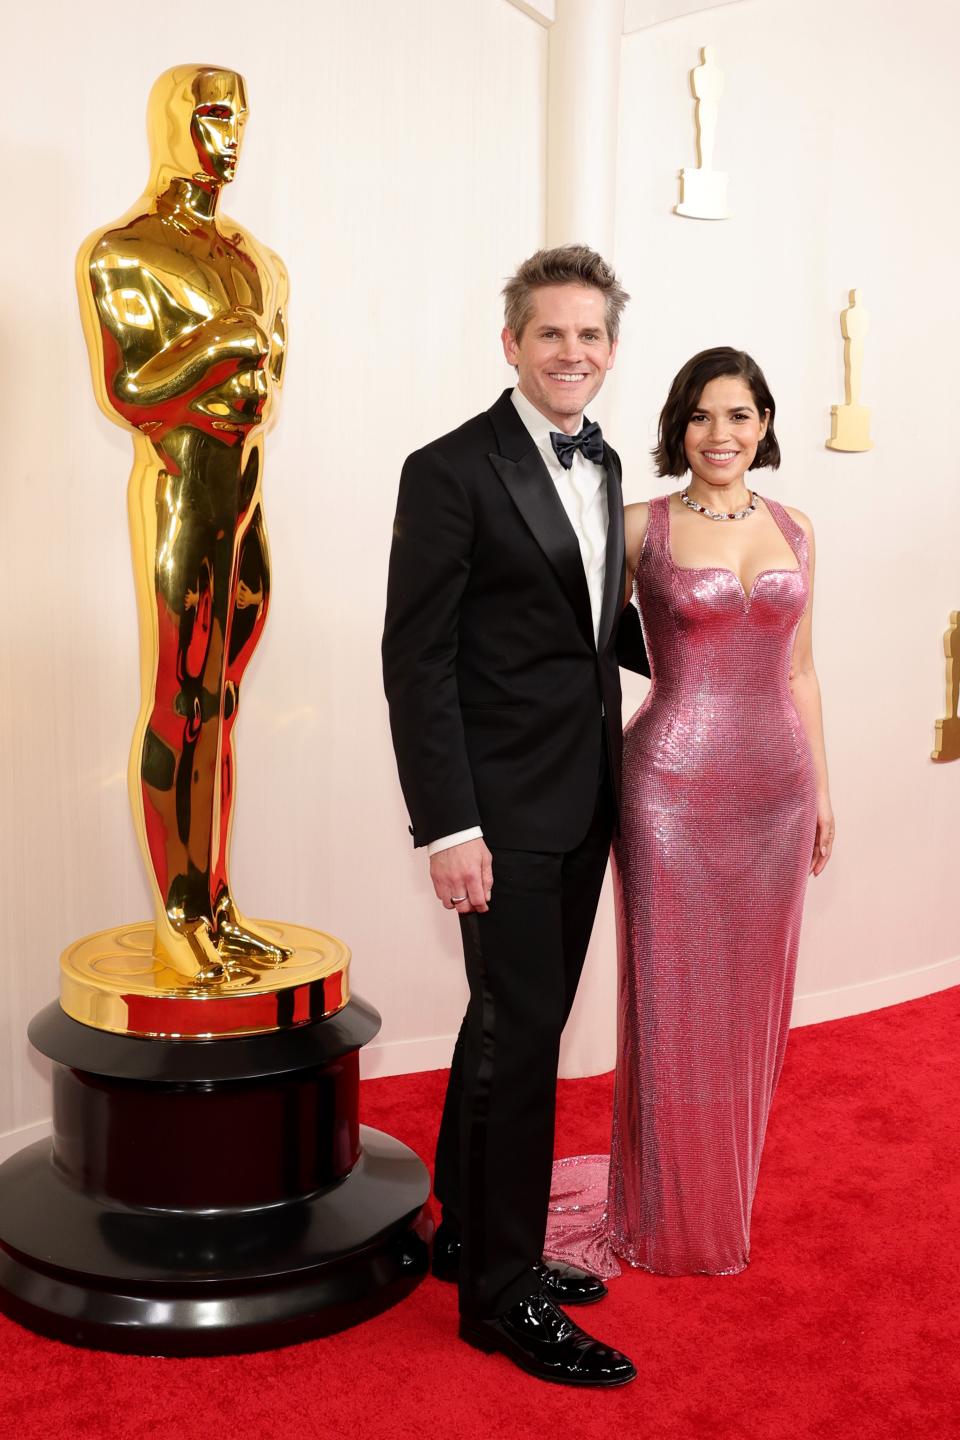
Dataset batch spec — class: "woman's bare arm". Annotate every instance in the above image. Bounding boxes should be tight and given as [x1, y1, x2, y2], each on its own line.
[623, 502, 651, 604]
[788, 510, 834, 876]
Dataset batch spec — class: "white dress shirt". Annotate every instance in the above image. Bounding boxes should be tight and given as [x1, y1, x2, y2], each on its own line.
[428, 386, 608, 857]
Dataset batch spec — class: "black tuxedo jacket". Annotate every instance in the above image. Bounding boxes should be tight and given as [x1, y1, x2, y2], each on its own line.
[382, 389, 650, 852]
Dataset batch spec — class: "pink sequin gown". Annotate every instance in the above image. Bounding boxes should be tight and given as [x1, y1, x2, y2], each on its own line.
[546, 494, 818, 1277]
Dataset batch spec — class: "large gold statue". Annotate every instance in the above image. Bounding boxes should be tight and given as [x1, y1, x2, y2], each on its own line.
[77, 66, 290, 983]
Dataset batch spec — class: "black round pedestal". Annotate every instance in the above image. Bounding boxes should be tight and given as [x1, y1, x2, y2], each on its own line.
[0, 998, 432, 1355]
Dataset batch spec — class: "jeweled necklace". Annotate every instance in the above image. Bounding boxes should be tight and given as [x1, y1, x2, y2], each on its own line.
[680, 488, 758, 522]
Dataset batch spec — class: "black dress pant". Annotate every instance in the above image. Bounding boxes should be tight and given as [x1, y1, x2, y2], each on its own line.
[433, 771, 614, 1319]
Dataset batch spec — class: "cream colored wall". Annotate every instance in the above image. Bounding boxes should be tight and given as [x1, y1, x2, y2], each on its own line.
[1, 0, 957, 1161]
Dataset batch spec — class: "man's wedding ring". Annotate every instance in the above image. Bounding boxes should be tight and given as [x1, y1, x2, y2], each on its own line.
[450, 895, 467, 903]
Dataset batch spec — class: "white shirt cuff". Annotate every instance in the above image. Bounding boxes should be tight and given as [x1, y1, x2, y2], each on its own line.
[428, 826, 484, 856]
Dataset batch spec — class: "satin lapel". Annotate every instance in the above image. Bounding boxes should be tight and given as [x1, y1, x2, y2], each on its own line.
[489, 447, 595, 649]
[597, 444, 626, 651]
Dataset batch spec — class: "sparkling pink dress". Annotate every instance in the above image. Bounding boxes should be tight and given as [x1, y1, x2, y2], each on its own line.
[546, 494, 818, 1277]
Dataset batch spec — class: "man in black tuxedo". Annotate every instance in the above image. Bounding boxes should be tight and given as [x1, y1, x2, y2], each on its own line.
[382, 245, 648, 1387]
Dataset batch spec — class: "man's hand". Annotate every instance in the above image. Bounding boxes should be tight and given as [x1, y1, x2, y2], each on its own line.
[430, 839, 493, 914]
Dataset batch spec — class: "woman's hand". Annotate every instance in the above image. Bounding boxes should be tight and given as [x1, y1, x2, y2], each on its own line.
[811, 796, 835, 876]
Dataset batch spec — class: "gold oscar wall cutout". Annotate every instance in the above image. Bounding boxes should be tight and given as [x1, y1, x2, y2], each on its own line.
[72, 65, 350, 1035]
[827, 289, 873, 452]
[675, 46, 731, 220]
[932, 612, 960, 762]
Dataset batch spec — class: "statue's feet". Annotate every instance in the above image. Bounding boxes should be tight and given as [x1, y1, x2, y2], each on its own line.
[179, 919, 229, 984]
[214, 899, 293, 966]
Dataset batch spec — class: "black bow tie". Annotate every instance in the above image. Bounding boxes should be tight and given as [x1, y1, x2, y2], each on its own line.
[550, 420, 604, 470]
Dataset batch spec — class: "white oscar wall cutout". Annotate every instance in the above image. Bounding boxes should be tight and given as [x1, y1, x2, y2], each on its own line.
[676, 46, 731, 220]
[932, 612, 960, 763]
[827, 289, 873, 452]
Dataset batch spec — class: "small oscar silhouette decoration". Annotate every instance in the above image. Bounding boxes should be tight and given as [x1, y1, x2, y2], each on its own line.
[932, 612, 960, 763]
[827, 289, 873, 452]
[676, 46, 731, 220]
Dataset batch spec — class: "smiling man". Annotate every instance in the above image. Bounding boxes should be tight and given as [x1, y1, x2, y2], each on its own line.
[382, 246, 648, 1386]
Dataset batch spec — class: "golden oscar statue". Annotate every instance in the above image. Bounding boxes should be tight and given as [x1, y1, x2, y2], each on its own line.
[78, 64, 291, 984]
[0, 65, 429, 1355]
[74, 63, 308, 999]
[60, 64, 348, 1035]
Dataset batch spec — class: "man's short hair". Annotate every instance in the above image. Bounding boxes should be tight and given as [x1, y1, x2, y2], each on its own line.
[502, 245, 630, 344]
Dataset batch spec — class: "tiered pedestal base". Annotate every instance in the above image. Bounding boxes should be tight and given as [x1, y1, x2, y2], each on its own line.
[0, 998, 431, 1355]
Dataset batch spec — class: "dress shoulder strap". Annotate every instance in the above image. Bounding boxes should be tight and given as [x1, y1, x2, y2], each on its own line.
[763, 496, 810, 568]
[641, 494, 672, 560]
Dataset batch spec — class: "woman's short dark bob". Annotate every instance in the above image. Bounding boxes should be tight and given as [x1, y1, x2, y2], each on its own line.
[652, 347, 781, 477]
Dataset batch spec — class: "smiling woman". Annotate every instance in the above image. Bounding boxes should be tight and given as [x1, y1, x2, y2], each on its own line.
[654, 345, 780, 476]
[547, 346, 835, 1279]
[650, 348, 793, 592]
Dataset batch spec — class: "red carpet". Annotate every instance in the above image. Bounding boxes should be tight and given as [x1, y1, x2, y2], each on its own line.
[1, 987, 958, 1439]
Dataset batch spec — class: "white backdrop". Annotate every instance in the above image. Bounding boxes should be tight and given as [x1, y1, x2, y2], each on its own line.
[1, 0, 957, 1159]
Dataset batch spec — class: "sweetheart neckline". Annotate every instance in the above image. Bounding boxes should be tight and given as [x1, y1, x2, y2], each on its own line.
[668, 561, 802, 603]
[662, 494, 803, 607]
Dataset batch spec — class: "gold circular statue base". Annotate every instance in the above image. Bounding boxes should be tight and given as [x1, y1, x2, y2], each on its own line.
[60, 921, 350, 1039]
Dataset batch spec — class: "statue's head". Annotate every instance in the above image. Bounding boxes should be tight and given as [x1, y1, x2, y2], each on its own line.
[146, 65, 248, 193]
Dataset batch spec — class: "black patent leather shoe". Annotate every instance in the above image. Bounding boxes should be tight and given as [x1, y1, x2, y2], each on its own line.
[459, 1291, 636, 1388]
[534, 1259, 607, 1306]
[432, 1224, 607, 1305]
